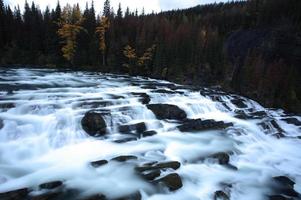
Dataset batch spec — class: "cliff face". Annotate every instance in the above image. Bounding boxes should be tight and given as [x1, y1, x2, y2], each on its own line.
[225, 28, 301, 113]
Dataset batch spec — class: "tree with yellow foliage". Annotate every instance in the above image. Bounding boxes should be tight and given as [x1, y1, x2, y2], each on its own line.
[123, 44, 156, 75]
[57, 4, 85, 65]
[96, 16, 110, 66]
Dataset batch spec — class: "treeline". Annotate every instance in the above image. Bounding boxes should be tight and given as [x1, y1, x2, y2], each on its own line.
[0, 0, 300, 84]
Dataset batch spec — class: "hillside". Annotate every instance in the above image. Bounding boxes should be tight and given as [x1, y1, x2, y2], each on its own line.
[0, 0, 300, 112]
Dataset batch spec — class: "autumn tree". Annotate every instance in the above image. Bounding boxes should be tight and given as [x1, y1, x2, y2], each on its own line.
[96, 16, 110, 66]
[123, 44, 156, 75]
[123, 45, 136, 74]
[57, 4, 85, 65]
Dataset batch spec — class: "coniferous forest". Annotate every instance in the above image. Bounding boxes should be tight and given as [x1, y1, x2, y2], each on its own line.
[0, 0, 301, 112]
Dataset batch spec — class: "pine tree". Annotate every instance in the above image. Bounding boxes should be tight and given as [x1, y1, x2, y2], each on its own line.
[0, 0, 5, 50]
[117, 3, 122, 19]
[103, 0, 110, 17]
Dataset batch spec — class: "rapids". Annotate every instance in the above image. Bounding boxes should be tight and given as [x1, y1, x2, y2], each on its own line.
[0, 68, 300, 200]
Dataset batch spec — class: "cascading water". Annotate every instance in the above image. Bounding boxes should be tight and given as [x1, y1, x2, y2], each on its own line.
[0, 68, 300, 200]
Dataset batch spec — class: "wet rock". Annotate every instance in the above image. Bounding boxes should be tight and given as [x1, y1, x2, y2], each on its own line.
[272, 176, 299, 197]
[214, 191, 230, 200]
[136, 161, 181, 172]
[81, 112, 107, 136]
[211, 153, 230, 165]
[131, 93, 150, 104]
[113, 138, 137, 143]
[39, 181, 63, 189]
[231, 99, 248, 108]
[140, 130, 157, 138]
[0, 188, 29, 200]
[0, 103, 15, 110]
[119, 122, 147, 134]
[151, 89, 176, 94]
[77, 101, 114, 109]
[114, 192, 141, 200]
[273, 176, 295, 188]
[177, 119, 233, 132]
[282, 118, 301, 126]
[31, 192, 61, 200]
[112, 155, 138, 162]
[157, 173, 183, 191]
[90, 160, 108, 168]
[81, 194, 107, 200]
[147, 104, 187, 120]
[141, 85, 157, 90]
[269, 195, 293, 200]
[0, 119, 3, 129]
[140, 170, 161, 181]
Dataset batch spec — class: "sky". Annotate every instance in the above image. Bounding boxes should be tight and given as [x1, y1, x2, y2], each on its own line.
[4, 0, 228, 14]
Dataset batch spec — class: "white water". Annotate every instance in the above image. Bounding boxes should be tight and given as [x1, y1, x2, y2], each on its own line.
[0, 68, 300, 200]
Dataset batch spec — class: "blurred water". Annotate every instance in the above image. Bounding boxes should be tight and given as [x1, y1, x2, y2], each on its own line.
[0, 68, 300, 200]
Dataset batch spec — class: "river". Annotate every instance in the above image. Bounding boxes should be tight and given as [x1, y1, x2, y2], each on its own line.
[0, 68, 300, 200]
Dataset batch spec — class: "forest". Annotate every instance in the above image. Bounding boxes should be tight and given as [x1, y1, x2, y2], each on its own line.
[0, 0, 301, 112]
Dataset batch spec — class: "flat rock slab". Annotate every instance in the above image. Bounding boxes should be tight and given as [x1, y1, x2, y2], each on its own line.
[177, 119, 233, 132]
[147, 104, 187, 120]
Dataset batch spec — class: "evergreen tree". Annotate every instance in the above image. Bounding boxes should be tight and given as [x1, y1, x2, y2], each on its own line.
[103, 0, 110, 17]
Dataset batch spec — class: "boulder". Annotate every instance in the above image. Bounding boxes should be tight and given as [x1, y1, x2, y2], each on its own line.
[269, 195, 292, 200]
[282, 118, 301, 126]
[140, 130, 157, 138]
[210, 153, 230, 165]
[114, 192, 141, 200]
[39, 181, 63, 189]
[177, 119, 233, 132]
[231, 99, 248, 108]
[271, 176, 299, 198]
[90, 160, 108, 168]
[31, 192, 61, 200]
[0, 119, 3, 129]
[111, 155, 137, 162]
[135, 161, 181, 172]
[0, 188, 29, 200]
[131, 93, 151, 104]
[81, 112, 107, 136]
[118, 122, 147, 134]
[147, 104, 187, 120]
[157, 173, 183, 191]
[273, 176, 295, 188]
[214, 191, 230, 200]
[140, 170, 161, 181]
[81, 194, 107, 200]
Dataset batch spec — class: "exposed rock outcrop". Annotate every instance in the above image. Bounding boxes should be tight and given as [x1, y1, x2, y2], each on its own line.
[147, 104, 187, 120]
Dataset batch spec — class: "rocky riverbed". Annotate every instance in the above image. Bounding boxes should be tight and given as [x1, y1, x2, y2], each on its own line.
[0, 68, 301, 200]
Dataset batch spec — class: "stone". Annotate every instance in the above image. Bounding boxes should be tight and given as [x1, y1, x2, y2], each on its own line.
[131, 93, 151, 104]
[112, 155, 138, 162]
[135, 161, 181, 172]
[211, 153, 230, 165]
[90, 160, 108, 168]
[231, 99, 248, 108]
[214, 191, 230, 200]
[269, 195, 293, 200]
[0, 188, 29, 200]
[177, 119, 233, 132]
[140, 130, 157, 138]
[81, 112, 107, 136]
[147, 104, 187, 120]
[118, 122, 147, 134]
[39, 181, 63, 189]
[282, 118, 301, 126]
[157, 173, 183, 191]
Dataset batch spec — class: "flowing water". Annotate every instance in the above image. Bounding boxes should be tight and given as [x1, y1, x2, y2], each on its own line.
[0, 68, 300, 200]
